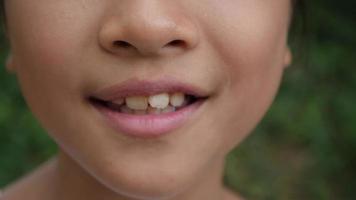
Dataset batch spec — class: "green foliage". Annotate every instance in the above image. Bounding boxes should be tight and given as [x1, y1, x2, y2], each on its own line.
[1, 1, 355, 199]
[0, 19, 57, 186]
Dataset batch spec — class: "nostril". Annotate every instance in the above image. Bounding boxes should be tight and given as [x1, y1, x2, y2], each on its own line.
[166, 40, 186, 48]
[113, 40, 132, 49]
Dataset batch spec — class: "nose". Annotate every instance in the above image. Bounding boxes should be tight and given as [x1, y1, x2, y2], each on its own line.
[98, 2, 199, 57]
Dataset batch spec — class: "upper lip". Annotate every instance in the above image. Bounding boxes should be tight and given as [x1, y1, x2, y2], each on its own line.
[90, 77, 210, 102]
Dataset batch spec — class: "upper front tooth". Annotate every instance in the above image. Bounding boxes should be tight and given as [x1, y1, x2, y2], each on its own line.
[170, 92, 185, 107]
[148, 93, 170, 109]
[125, 96, 148, 110]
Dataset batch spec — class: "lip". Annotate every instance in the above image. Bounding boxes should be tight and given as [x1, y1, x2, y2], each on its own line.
[91, 77, 210, 102]
[89, 77, 209, 138]
[91, 99, 206, 138]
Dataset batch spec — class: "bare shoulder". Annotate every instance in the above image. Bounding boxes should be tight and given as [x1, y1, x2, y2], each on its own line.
[223, 186, 246, 200]
[1, 158, 57, 200]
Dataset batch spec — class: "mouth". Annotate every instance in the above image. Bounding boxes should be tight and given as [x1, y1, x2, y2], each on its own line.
[88, 78, 210, 138]
[89, 93, 204, 115]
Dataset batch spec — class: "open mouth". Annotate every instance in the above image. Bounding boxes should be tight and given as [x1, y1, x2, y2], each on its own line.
[88, 78, 210, 138]
[89, 92, 205, 115]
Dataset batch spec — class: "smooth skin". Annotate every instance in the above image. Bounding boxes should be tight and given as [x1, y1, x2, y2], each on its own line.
[2, 0, 292, 200]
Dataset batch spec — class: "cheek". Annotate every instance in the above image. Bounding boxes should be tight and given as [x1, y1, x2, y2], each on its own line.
[6, 1, 102, 119]
[213, 51, 286, 152]
[6, 0, 103, 69]
[198, 2, 290, 149]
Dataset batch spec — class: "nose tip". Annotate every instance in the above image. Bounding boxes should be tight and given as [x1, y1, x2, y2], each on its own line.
[98, 9, 199, 57]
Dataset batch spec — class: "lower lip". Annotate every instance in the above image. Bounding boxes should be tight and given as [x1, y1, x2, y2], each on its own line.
[92, 100, 206, 138]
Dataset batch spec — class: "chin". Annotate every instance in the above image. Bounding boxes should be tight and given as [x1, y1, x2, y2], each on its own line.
[84, 156, 199, 200]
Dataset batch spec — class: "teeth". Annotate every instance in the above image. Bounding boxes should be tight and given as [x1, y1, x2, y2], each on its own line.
[148, 93, 170, 109]
[161, 106, 175, 113]
[125, 96, 148, 110]
[147, 106, 161, 114]
[120, 105, 133, 114]
[113, 98, 124, 105]
[110, 92, 192, 114]
[170, 93, 185, 107]
[134, 110, 147, 115]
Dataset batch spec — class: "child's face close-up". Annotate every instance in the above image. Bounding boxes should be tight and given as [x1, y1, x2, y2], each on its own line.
[4, 0, 292, 199]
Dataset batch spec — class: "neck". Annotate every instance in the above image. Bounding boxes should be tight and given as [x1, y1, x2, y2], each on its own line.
[50, 150, 228, 200]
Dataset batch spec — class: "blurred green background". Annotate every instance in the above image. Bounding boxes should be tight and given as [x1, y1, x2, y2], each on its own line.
[1, 1, 355, 199]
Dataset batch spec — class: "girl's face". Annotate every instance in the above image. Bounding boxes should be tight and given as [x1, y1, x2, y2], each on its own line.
[5, 0, 292, 199]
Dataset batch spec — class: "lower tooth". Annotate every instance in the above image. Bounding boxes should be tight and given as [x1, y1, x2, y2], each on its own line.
[148, 106, 161, 114]
[120, 105, 133, 114]
[134, 110, 147, 115]
[119, 105, 176, 115]
[161, 106, 175, 113]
